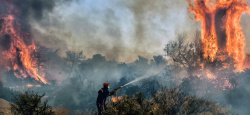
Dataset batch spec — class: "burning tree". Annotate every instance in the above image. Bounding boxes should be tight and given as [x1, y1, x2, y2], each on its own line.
[162, 1, 250, 114]
[165, 0, 250, 91]
[0, 0, 47, 84]
[186, 0, 250, 70]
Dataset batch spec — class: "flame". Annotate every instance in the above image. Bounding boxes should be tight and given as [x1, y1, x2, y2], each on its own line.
[26, 84, 33, 88]
[111, 96, 122, 103]
[187, 0, 250, 70]
[0, 3, 47, 84]
[36, 85, 41, 87]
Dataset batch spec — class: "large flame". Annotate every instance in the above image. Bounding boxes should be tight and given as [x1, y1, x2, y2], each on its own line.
[187, 0, 250, 70]
[0, 6, 47, 84]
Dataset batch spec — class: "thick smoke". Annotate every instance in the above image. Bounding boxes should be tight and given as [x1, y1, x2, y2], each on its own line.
[31, 0, 197, 62]
[1, 0, 249, 61]
[127, 0, 189, 53]
[0, 0, 56, 48]
[0, 0, 56, 34]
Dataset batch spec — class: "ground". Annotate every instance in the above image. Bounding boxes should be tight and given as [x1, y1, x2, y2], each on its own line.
[0, 98, 11, 115]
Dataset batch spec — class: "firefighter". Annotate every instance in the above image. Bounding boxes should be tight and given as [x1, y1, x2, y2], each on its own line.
[96, 82, 117, 115]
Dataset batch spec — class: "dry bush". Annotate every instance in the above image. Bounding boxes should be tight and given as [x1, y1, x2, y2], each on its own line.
[151, 87, 227, 114]
[103, 88, 228, 115]
[10, 90, 54, 115]
[104, 92, 149, 115]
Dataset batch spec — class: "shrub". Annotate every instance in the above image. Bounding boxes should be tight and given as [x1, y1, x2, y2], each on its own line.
[10, 90, 54, 115]
[103, 88, 228, 115]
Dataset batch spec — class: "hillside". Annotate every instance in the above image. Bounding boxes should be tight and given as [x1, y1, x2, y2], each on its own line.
[0, 98, 11, 115]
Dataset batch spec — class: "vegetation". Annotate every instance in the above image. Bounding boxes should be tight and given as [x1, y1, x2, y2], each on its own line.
[10, 90, 54, 115]
[47, 33, 250, 114]
[164, 32, 203, 76]
[2, 32, 250, 114]
[103, 88, 228, 115]
[0, 81, 19, 102]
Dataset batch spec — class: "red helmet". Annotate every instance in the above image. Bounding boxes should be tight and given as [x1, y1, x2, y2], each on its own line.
[103, 82, 110, 87]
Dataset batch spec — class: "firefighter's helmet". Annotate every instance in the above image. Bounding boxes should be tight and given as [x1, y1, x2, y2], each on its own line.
[103, 82, 110, 88]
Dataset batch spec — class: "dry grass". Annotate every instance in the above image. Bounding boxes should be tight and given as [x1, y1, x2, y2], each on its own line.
[54, 107, 70, 115]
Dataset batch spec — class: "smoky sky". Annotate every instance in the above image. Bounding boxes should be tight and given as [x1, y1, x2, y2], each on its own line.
[30, 0, 199, 62]
[2, 0, 250, 62]
[0, 0, 57, 32]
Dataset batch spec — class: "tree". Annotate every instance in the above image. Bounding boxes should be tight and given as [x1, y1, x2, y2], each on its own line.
[65, 51, 85, 77]
[0, 81, 19, 102]
[10, 90, 54, 115]
[164, 33, 203, 76]
[153, 55, 166, 65]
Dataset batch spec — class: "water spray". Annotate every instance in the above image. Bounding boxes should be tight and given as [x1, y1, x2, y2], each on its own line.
[115, 65, 166, 90]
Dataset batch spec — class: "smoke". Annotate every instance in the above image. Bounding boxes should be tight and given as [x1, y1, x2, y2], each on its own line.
[121, 64, 166, 88]
[29, 0, 197, 62]
[1, 0, 249, 64]
[0, 0, 202, 63]
[51, 54, 171, 111]
[127, 0, 189, 51]
[0, 0, 57, 34]
[241, 14, 250, 54]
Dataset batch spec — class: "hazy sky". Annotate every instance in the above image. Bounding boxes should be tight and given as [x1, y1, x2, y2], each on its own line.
[31, 0, 250, 62]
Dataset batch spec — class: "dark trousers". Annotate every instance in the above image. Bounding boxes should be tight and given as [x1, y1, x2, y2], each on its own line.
[97, 103, 103, 115]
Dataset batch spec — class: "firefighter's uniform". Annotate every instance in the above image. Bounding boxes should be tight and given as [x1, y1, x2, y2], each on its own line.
[96, 83, 115, 115]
